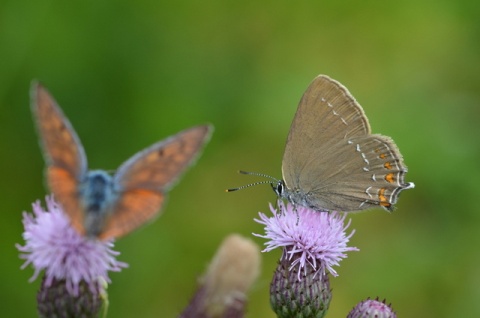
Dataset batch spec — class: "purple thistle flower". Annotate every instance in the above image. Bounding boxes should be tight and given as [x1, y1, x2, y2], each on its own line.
[16, 195, 128, 297]
[254, 201, 358, 279]
[347, 297, 397, 318]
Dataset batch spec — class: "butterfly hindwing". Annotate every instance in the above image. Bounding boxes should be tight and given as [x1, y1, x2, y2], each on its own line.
[47, 166, 86, 235]
[99, 190, 165, 241]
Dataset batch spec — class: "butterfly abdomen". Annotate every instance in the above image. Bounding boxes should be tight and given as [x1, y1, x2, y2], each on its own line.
[80, 170, 117, 237]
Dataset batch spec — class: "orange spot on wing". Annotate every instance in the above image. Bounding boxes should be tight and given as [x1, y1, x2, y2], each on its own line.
[385, 172, 395, 184]
[378, 188, 391, 208]
[384, 162, 392, 169]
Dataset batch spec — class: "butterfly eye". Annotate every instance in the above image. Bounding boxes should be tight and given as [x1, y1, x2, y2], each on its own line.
[272, 180, 285, 197]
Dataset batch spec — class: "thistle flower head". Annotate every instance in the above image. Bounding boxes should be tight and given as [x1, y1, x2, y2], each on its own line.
[16, 196, 128, 296]
[254, 201, 358, 279]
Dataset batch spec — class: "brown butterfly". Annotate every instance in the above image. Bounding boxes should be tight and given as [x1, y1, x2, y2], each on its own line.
[31, 82, 212, 240]
[229, 75, 414, 212]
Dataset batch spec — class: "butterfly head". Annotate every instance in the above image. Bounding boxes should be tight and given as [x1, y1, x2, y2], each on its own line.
[271, 179, 286, 198]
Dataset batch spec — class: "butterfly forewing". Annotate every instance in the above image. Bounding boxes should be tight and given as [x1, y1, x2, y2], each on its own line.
[31, 83, 87, 231]
[31, 83, 87, 179]
[114, 125, 212, 191]
[98, 125, 212, 239]
[282, 75, 371, 192]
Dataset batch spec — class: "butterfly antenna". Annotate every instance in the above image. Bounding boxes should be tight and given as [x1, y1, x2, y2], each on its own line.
[237, 170, 279, 180]
[226, 180, 274, 192]
[226, 170, 279, 192]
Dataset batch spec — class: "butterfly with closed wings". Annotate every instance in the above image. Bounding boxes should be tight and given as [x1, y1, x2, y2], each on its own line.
[228, 75, 414, 212]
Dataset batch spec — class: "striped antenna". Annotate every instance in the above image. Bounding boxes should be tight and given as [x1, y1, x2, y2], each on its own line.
[226, 170, 279, 192]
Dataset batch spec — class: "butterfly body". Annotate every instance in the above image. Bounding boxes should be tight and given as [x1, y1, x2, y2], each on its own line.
[32, 82, 212, 240]
[272, 180, 319, 211]
[78, 170, 117, 237]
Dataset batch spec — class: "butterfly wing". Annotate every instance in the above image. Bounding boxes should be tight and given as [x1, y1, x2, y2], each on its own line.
[31, 82, 87, 234]
[282, 75, 413, 212]
[298, 134, 413, 212]
[282, 75, 371, 191]
[98, 125, 213, 240]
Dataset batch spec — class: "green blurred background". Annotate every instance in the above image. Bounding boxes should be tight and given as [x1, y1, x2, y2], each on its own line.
[1, 0, 479, 317]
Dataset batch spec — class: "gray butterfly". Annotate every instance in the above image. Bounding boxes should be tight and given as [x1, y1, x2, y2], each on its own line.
[229, 75, 414, 212]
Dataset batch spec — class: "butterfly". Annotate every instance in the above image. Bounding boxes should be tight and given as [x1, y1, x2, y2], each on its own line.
[228, 75, 414, 212]
[31, 82, 212, 240]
